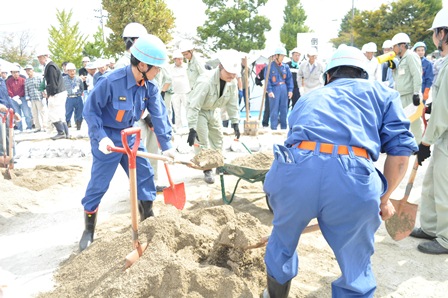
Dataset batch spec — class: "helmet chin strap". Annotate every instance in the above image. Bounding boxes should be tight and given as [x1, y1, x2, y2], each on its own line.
[137, 63, 152, 83]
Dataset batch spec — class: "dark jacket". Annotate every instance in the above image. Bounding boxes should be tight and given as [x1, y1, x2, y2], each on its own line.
[44, 61, 66, 96]
[0, 78, 13, 109]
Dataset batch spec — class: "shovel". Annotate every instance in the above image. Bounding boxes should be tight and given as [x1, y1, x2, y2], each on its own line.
[5, 109, 15, 179]
[113, 127, 148, 269]
[243, 223, 321, 250]
[385, 157, 419, 241]
[151, 127, 186, 210]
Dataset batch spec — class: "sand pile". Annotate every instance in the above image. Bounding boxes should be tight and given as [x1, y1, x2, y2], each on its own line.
[228, 151, 274, 170]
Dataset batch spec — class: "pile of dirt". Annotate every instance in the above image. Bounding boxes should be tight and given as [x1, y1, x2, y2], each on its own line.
[228, 151, 274, 170]
[191, 148, 224, 169]
[38, 205, 271, 298]
[4, 165, 83, 191]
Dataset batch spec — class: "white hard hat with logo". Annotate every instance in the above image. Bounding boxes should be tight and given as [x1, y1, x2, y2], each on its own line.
[307, 47, 318, 56]
[24, 64, 34, 70]
[290, 47, 301, 55]
[36, 48, 50, 57]
[122, 22, 147, 38]
[391, 33, 411, 46]
[218, 49, 241, 74]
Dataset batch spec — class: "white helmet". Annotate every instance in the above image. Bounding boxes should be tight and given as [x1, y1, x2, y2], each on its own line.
[36, 48, 50, 57]
[362, 42, 377, 53]
[122, 22, 147, 38]
[382, 40, 393, 49]
[179, 40, 194, 53]
[391, 33, 411, 46]
[218, 49, 241, 74]
[290, 47, 301, 55]
[307, 47, 318, 56]
[323, 46, 368, 84]
[65, 63, 76, 70]
[429, 8, 448, 30]
[172, 50, 183, 59]
[82, 56, 90, 62]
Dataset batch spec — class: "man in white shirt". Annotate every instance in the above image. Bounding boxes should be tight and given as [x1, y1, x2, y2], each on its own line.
[362, 42, 382, 81]
[297, 47, 325, 94]
[170, 50, 190, 131]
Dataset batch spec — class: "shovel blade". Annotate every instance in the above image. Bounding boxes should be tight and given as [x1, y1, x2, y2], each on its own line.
[385, 199, 418, 241]
[163, 182, 186, 210]
[124, 242, 148, 270]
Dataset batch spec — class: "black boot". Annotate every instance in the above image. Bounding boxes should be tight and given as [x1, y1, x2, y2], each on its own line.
[51, 121, 65, 140]
[138, 200, 154, 221]
[222, 120, 229, 127]
[76, 121, 82, 130]
[203, 170, 215, 184]
[79, 210, 97, 251]
[67, 121, 71, 128]
[262, 274, 291, 298]
[62, 122, 70, 139]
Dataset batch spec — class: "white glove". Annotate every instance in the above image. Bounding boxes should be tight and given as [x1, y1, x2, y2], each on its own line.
[162, 148, 177, 161]
[12, 96, 21, 105]
[98, 137, 114, 155]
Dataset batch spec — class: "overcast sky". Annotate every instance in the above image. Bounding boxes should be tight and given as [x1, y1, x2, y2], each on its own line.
[1, 0, 447, 54]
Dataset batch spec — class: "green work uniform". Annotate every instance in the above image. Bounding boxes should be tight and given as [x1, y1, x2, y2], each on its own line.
[420, 57, 448, 249]
[393, 50, 423, 142]
[187, 67, 239, 153]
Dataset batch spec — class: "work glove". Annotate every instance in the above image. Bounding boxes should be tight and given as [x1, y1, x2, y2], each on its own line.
[413, 94, 421, 106]
[425, 102, 432, 114]
[143, 114, 153, 128]
[187, 128, 199, 146]
[238, 90, 244, 100]
[388, 58, 398, 69]
[162, 148, 177, 162]
[98, 137, 114, 155]
[232, 123, 240, 139]
[161, 91, 166, 99]
[255, 77, 263, 87]
[416, 143, 431, 166]
[423, 88, 430, 101]
[12, 96, 21, 105]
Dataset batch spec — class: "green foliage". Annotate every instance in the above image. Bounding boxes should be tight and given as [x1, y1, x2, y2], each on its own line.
[0, 31, 34, 66]
[102, 0, 175, 56]
[83, 26, 108, 59]
[280, 0, 309, 53]
[48, 9, 87, 68]
[331, 0, 443, 53]
[197, 0, 271, 53]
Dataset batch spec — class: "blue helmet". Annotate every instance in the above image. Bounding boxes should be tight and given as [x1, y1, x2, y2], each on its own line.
[130, 34, 168, 67]
[323, 46, 368, 84]
[274, 47, 287, 56]
[412, 41, 426, 51]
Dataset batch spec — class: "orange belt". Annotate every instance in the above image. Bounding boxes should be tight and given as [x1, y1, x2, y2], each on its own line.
[296, 141, 369, 160]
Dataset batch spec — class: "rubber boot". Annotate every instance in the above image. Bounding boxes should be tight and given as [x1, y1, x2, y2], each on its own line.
[138, 200, 154, 221]
[203, 170, 215, 184]
[51, 121, 65, 140]
[262, 275, 291, 298]
[79, 210, 97, 252]
[67, 121, 71, 128]
[62, 122, 70, 139]
[76, 121, 82, 131]
[222, 120, 229, 128]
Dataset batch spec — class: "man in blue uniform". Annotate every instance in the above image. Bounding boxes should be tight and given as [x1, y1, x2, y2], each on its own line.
[79, 34, 175, 251]
[265, 47, 293, 130]
[412, 41, 434, 102]
[262, 46, 418, 297]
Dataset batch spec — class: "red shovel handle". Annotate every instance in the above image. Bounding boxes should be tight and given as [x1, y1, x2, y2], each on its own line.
[120, 127, 141, 169]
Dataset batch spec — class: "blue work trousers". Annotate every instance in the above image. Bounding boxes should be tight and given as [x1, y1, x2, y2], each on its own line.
[269, 84, 288, 130]
[264, 144, 384, 297]
[65, 96, 84, 123]
[81, 127, 156, 212]
[11, 97, 33, 130]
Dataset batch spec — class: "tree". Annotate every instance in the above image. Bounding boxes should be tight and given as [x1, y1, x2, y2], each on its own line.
[0, 31, 35, 66]
[331, 0, 442, 53]
[48, 9, 87, 67]
[197, 0, 271, 53]
[83, 26, 108, 59]
[280, 0, 309, 53]
[102, 0, 175, 55]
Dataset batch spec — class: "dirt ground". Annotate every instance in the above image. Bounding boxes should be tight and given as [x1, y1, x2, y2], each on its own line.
[1, 127, 447, 298]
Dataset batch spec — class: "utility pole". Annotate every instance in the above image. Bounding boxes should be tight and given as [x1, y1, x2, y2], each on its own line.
[94, 7, 107, 44]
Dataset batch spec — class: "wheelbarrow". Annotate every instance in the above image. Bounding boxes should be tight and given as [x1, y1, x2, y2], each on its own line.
[217, 163, 272, 211]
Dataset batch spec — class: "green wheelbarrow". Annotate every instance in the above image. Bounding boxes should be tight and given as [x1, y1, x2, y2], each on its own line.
[217, 163, 272, 212]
